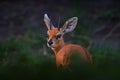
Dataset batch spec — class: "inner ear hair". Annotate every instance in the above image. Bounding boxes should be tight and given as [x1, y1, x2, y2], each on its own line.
[44, 14, 54, 30]
[62, 17, 78, 33]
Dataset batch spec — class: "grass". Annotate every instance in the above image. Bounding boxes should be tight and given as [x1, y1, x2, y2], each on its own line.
[0, 32, 120, 80]
[0, 1, 120, 79]
[0, 8, 120, 79]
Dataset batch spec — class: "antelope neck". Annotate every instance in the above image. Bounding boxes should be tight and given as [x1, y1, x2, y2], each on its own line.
[52, 39, 65, 55]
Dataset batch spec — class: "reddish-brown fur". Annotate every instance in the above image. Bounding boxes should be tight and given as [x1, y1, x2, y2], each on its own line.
[44, 14, 92, 67]
[47, 28, 92, 67]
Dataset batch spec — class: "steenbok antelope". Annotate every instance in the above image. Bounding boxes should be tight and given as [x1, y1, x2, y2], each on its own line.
[44, 14, 92, 67]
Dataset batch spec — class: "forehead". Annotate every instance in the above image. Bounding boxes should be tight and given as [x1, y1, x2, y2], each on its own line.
[47, 28, 60, 36]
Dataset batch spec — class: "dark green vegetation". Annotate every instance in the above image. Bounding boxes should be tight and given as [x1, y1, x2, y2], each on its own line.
[0, 0, 120, 80]
[0, 31, 120, 80]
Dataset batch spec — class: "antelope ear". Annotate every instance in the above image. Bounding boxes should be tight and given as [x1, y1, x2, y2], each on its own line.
[61, 17, 78, 33]
[44, 14, 54, 29]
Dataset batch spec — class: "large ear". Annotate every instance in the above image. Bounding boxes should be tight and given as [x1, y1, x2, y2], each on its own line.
[44, 14, 54, 29]
[61, 17, 78, 34]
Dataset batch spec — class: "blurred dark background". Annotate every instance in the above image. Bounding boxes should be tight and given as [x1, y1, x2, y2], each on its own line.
[0, 0, 120, 47]
[0, 0, 120, 80]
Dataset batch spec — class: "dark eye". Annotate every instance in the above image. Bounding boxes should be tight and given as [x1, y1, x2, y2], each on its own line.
[56, 34, 61, 39]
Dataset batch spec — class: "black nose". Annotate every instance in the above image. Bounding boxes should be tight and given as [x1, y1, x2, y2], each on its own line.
[48, 40, 53, 45]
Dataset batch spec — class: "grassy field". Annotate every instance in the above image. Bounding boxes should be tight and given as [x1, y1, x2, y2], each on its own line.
[0, 32, 120, 80]
[0, 1, 120, 80]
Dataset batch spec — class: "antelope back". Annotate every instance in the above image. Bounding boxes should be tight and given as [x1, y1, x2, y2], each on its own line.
[55, 44, 92, 67]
